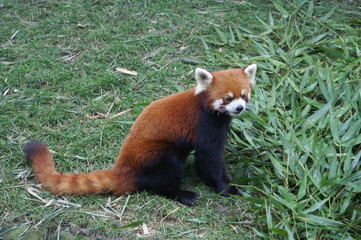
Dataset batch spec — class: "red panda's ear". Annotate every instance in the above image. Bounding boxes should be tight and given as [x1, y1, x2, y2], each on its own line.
[194, 68, 213, 95]
[244, 64, 257, 88]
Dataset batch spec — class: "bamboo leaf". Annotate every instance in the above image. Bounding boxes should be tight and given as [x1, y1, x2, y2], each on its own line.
[234, 27, 244, 41]
[304, 33, 328, 45]
[266, 200, 273, 229]
[269, 228, 288, 236]
[300, 68, 310, 91]
[329, 108, 340, 143]
[325, 63, 336, 103]
[241, 197, 264, 205]
[351, 151, 361, 172]
[270, 155, 285, 178]
[269, 12, 274, 27]
[307, 102, 331, 126]
[297, 172, 307, 199]
[347, 180, 361, 192]
[253, 228, 268, 238]
[242, 130, 257, 148]
[316, 46, 345, 59]
[278, 186, 296, 202]
[343, 148, 353, 175]
[238, 26, 253, 34]
[318, 77, 330, 102]
[291, 0, 308, 15]
[307, 0, 314, 16]
[201, 37, 209, 50]
[256, 16, 273, 32]
[339, 172, 361, 184]
[273, 0, 289, 18]
[298, 214, 343, 226]
[321, 5, 338, 20]
[214, 26, 228, 43]
[302, 197, 330, 214]
[338, 114, 355, 135]
[340, 193, 352, 214]
[228, 26, 236, 42]
[340, 120, 361, 143]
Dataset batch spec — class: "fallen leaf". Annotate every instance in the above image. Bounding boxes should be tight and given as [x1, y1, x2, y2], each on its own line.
[3, 89, 10, 95]
[115, 67, 138, 75]
[142, 223, 149, 235]
[1, 61, 14, 65]
[77, 23, 90, 28]
[26, 186, 46, 203]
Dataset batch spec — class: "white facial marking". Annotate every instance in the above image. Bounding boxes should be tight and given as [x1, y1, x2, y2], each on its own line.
[194, 68, 213, 95]
[228, 92, 233, 98]
[225, 98, 247, 116]
[241, 90, 246, 96]
[213, 99, 223, 110]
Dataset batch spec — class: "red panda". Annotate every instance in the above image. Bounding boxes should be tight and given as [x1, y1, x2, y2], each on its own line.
[24, 64, 257, 206]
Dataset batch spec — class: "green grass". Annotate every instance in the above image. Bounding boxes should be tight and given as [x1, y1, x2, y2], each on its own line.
[1, 0, 360, 239]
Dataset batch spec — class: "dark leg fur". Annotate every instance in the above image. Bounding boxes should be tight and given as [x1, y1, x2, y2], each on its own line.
[195, 151, 232, 194]
[195, 107, 241, 196]
[136, 151, 199, 206]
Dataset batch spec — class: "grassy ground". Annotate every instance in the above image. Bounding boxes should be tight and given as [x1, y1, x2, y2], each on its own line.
[1, 0, 360, 239]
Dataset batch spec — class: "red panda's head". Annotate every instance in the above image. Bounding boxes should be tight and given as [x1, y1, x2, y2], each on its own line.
[194, 64, 257, 117]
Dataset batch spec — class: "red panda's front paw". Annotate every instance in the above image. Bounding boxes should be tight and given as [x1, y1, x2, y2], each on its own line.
[175, 190, 200, 206]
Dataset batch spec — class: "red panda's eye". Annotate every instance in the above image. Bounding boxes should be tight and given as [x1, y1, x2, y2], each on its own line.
[241, 93, 246, 99]
[226, 96, 233, 102]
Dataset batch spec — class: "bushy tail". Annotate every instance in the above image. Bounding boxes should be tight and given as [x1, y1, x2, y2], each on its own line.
[23, 141, 136, 195]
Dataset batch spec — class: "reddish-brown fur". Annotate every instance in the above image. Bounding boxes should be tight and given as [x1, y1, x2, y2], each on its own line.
[115, 89, 201, 170]
[25, 142, 137, 195]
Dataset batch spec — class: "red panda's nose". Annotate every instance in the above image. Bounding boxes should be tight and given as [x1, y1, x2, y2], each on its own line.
[236, 106, 244, 112]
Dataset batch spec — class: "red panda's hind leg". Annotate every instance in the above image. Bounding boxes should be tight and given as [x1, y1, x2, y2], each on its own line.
[136, 152, 199, 206]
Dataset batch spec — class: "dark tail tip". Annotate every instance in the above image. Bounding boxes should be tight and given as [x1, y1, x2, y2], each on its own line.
[23, 141, 47, 163]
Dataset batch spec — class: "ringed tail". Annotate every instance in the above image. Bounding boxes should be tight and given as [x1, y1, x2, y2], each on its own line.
[23, 141, 137, 195]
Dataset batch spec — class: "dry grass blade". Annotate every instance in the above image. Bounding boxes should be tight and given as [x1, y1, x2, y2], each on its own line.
[160, 207, 180, 222]
[44, 199, 82, 208]
[85, 108, 132, 119]
[108, 109, 133, 119]
[119, 195, 131, 222]
[25, 187, 81, 208]
[62, 52, 81, 62]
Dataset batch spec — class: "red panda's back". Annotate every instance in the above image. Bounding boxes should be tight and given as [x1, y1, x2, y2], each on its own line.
[115, 88, 202, 168]
[129, 88, 201, 141]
